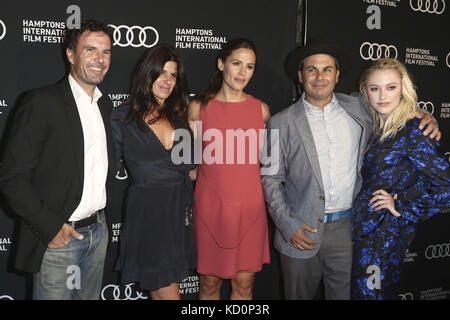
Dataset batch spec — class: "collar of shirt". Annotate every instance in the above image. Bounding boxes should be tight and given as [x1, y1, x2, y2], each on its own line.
[302, 92, 339, 117]
[68, 74, 103, 104]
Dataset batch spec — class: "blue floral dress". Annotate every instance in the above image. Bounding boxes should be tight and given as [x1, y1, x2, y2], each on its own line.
[351, 118, 450, 300]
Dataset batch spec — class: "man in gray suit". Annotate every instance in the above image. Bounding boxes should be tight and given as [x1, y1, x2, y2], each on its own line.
[261, 41, 439, 300]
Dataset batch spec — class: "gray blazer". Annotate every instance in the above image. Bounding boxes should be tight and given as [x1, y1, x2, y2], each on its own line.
[261, 93, 373, 259]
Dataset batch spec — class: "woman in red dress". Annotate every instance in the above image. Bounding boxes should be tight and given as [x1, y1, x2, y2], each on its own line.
[188, 39, 271, 299]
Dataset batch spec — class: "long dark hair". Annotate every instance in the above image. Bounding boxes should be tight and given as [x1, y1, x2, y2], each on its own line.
[194, 38, 256, 108]
[123, 44, 191, 134]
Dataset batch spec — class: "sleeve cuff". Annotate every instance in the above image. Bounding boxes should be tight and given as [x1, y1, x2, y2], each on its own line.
[25, 205, 67, 244]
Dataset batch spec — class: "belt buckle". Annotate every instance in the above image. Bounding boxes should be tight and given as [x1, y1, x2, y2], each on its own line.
[71, 211, 99, 229]
[93, 210, 100, 223]
[333, 212, 341, 222]
[324, 212, 340, 224]
[89, 211, 100, 226]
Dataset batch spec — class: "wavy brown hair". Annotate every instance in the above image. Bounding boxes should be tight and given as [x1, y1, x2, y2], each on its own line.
[123, 44, 191, 135]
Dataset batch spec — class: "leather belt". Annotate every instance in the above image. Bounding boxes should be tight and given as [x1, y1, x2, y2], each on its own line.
[323, 208, 352, 224]
[67, 211, 100, 229]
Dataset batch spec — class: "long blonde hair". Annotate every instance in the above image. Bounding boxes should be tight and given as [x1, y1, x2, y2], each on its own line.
[359, 58, 417, 143]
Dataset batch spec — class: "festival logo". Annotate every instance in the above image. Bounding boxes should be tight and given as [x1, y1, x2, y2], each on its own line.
[179, 275, 200, 295]
[416, 101, 435, 115]
[101, 283, 148, 300]
[108, 24, 159, 48]
[403, 248, 418, 263]
[440, 102, 450, 119]
[174, 27, 227, 50]
[0, 237, 12, 252]
[420, 287, 450, 299]
[424, 243, 450, 260]
[108, 93, 129, 109]
[410, 0, 446, 14]
[362, 0, 401, 7]
[445, 152, 450, 163]
[115, 159, 128, 181]
[0, 98, 7, 116]
[405, 47, 438, 67]
[360, 42, 398, 60]
[111, 222, 122, 243]
[0, 19, 6, 40]
[22, 19, 66, 44]
[398, 292, 414, 300]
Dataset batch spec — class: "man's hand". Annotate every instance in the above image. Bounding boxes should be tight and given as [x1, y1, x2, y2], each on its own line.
[414, 110, 441, 140]
[48, 223, 84, 248]
[289, 224, 318, 250]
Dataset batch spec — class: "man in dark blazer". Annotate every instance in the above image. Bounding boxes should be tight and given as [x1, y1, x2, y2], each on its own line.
[0, 20, 116, 299]
[261, 41, 440, 300]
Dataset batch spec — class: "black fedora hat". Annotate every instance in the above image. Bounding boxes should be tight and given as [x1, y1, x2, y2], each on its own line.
[285, 39, 350, 81]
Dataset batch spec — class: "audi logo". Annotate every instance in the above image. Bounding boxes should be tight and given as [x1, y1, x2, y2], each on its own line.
[108, 24, 159, 48]
[115, 159, 128, 180]
[425, 243, 450, 259]
[446, 52, 450, 68]
[0, 295, 13, 300]
[101, 283, 148, 300]
[410, 0, 446, 14]
[416, 101, 434, 115]
[116, 168, 128, 180]
[398, 293, 414, 300]
[0, 19, 6, 41]
[445, 152, 450, 163]
[360, 42, 398, 61]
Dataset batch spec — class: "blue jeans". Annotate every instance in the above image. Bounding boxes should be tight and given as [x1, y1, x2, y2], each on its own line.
[33, 211, 108, 300]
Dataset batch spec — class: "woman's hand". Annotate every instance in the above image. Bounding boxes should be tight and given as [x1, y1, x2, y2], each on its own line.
[189, 168, 197, 181]
[370, 189, 401, 217]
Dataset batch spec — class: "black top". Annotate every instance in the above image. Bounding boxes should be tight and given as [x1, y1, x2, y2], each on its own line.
[111, 105, 196, 291]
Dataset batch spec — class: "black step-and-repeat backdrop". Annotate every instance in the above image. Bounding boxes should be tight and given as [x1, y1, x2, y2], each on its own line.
[304, 0, 450, 300]
[0, 0, 298, 300]
[1, 0, 449, 301]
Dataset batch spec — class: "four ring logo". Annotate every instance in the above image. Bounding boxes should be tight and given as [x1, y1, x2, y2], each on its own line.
[108, 24, 159, 48]
[398, 292, 414, 300]
[410, 0, 446, 14]
[446, 52, 450, 68]
[0, 295, 13, 300]
[115, 159, 128, 180]
[101, 283, 148, 300]
[445, 152, 450, 163]
[425, 243, 450, 259]
[360, 42, 398, 61]
[0, 19, 6, 41]
[416, 101, 434, 115]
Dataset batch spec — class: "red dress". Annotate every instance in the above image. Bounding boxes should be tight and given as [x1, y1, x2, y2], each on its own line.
[194, 94, 270, 278]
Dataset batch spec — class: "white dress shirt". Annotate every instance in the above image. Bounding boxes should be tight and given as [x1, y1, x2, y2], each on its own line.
[302, 93, 361, 213]
[68, 74, 108, 221]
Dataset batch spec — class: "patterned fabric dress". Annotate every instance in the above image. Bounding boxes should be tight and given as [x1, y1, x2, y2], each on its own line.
[351, 118, 450, 300]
